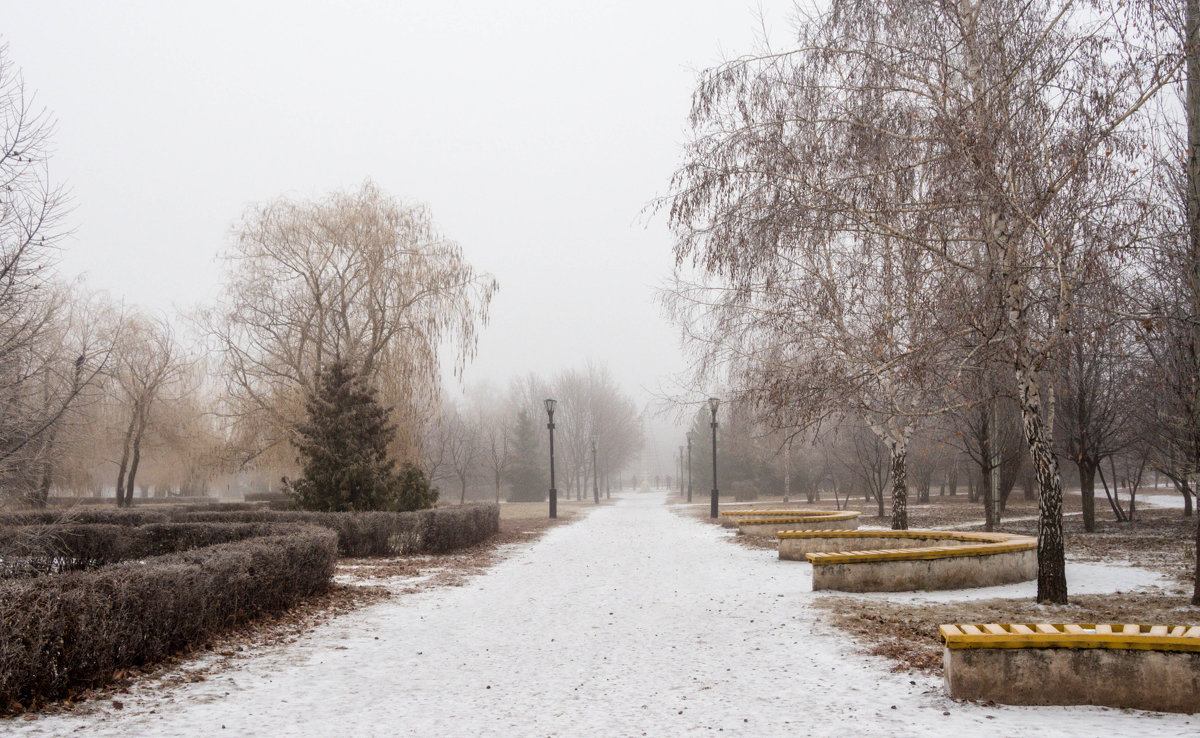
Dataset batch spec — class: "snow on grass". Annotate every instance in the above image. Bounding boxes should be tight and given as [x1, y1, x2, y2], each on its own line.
[1140, 493, 1188, 510]
[5, 491, 1196, 736]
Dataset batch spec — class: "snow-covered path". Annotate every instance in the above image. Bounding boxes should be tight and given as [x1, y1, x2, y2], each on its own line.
[9, 492, 1196, 736]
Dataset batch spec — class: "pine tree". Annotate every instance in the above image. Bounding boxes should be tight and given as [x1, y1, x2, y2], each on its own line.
[504, 408, 545, 502]
[284, 360, 437, 511]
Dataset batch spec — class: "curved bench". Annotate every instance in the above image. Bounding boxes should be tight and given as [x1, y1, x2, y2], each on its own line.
[735, 511, 861, 536]
[719, 509, 841, 528]
[784, 529, 1035, 591]
[941, 622, 1200, 713]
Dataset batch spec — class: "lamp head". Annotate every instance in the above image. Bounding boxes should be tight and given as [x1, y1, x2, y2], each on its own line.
[708, 396, 720, 416]
[686, 430, 694, 443]
[544, 398, 556, 417]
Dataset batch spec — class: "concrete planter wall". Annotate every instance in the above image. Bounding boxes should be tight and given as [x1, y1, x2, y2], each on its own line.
[941, 623, 1200, 713]
[810, 548, 1036, 591]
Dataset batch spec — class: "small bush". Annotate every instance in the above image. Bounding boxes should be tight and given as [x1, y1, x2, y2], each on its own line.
[0, 526, 336, 708]
[179, 503, 499, 557]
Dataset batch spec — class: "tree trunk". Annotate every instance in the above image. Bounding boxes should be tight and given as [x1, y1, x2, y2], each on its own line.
[1077, 459, 1097, 533]
[889, 442, 908, 530]
[115, 411, 137, 508]
[124, 415, 146, 506]
[982, 465, 996, 533]
[948, 462, 958, 496]
[1016, 370, 1068, 605]
[1188, 0, 1200, 605]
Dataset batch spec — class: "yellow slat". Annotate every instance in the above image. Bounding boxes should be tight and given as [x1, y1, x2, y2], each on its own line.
[983, 624, 1006, 635]
[1035, 624, 1059, 634]
[1150, 625, 1168, 637]
[961, 625, 983, 635]
[1064, 624, 1086, 635]
[1171, 626, 1187, 636]
[1122, 624, 1139, 636]
[1096, 624, 1113, 635]
[1185, 626, 1200, 638]
[1011, 624, 1034, 635]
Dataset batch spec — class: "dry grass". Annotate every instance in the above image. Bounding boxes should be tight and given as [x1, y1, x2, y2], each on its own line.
[814, 592, 1200, 674]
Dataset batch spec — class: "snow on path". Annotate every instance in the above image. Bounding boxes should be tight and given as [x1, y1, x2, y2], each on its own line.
[8, 492, 1197, 736]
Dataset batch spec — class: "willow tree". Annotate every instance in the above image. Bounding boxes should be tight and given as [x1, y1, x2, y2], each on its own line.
[666, 0, 1174, 602]
[206, 181, 497, 468]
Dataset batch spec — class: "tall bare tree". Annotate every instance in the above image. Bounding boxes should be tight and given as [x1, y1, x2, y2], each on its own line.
[204, 181, 497, 469]
[111, 313, 189, 507]
[665, 0, 1176, 603]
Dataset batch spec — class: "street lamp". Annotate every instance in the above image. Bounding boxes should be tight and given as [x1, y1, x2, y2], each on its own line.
[591, 432, 599, 505]
[709, 396, 720, 518]
[686, 430, 694, 503]
[545, 398, 557, 519]
[679, 446, 686, 497]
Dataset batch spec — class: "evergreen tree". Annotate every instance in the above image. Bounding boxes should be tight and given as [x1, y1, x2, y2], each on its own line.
[504, 408, 546, 502]
[284, 360, 437, 511]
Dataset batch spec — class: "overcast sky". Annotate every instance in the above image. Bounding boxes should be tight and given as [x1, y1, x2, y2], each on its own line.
[3, 0, 794, 472]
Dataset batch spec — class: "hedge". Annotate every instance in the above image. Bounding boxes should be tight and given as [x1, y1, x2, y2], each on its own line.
[0, 525, 336, 708]
[0, 522, 302, 578]
[0, 510, 170, 527]
[179, 503, 500, 557]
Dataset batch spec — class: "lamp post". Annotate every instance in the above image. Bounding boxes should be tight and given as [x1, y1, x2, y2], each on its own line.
[686, 430, 693, 503]
[679, 446, 685, 497]
[545, 398, 557, 519]
[709, 396, 720, 518]
[591, 432, 599, 504]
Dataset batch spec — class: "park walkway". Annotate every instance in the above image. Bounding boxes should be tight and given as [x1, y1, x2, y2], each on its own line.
[10, 492, 1196, 736]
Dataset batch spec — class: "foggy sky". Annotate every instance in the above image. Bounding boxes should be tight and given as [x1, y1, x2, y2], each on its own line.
[3, 0, 794, 473]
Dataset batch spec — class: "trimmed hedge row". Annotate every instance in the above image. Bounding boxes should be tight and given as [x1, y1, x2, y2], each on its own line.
[179, 503, 500, 557]
[0, 525, 336, 708]
[0, 510, 170, 527]
[0, 523, 301, 578]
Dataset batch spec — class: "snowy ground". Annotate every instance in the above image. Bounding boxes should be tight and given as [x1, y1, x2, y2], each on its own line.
[7, 491, 1196, 736]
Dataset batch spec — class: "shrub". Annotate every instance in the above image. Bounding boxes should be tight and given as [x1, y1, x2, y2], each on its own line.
[0, 510, 170, 527]
[0, 522, 301, 578]
[0, 526, 336, 708]
[179, 503, 499, 557]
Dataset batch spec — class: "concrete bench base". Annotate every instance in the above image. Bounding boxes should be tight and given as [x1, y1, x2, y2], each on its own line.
[811, 548, 1036, 592]
[944, 645, 1200, 713]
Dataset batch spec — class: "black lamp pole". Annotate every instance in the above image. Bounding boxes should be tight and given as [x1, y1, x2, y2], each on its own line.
[709, 396, 720, 518]
[545, 398, 557, 519]
[686, 430, 693, 503]
[679, 446, 685, 497]
[591, 434, 599, 504]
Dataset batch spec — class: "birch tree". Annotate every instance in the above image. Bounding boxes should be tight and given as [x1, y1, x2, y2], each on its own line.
[666, 0, 1175, 603]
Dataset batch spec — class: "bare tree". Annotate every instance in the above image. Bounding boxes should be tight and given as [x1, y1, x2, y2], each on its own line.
[665, 0, 1175, 603]
[203, 181, 497, 468]
[110, 313, 189, 507]
[0, 48, 117, 506]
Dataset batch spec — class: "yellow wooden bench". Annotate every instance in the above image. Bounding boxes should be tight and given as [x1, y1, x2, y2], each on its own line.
[719, 509, 855, 529]
[734, 511, 861, 536]
[940, 622, 1200, 712]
